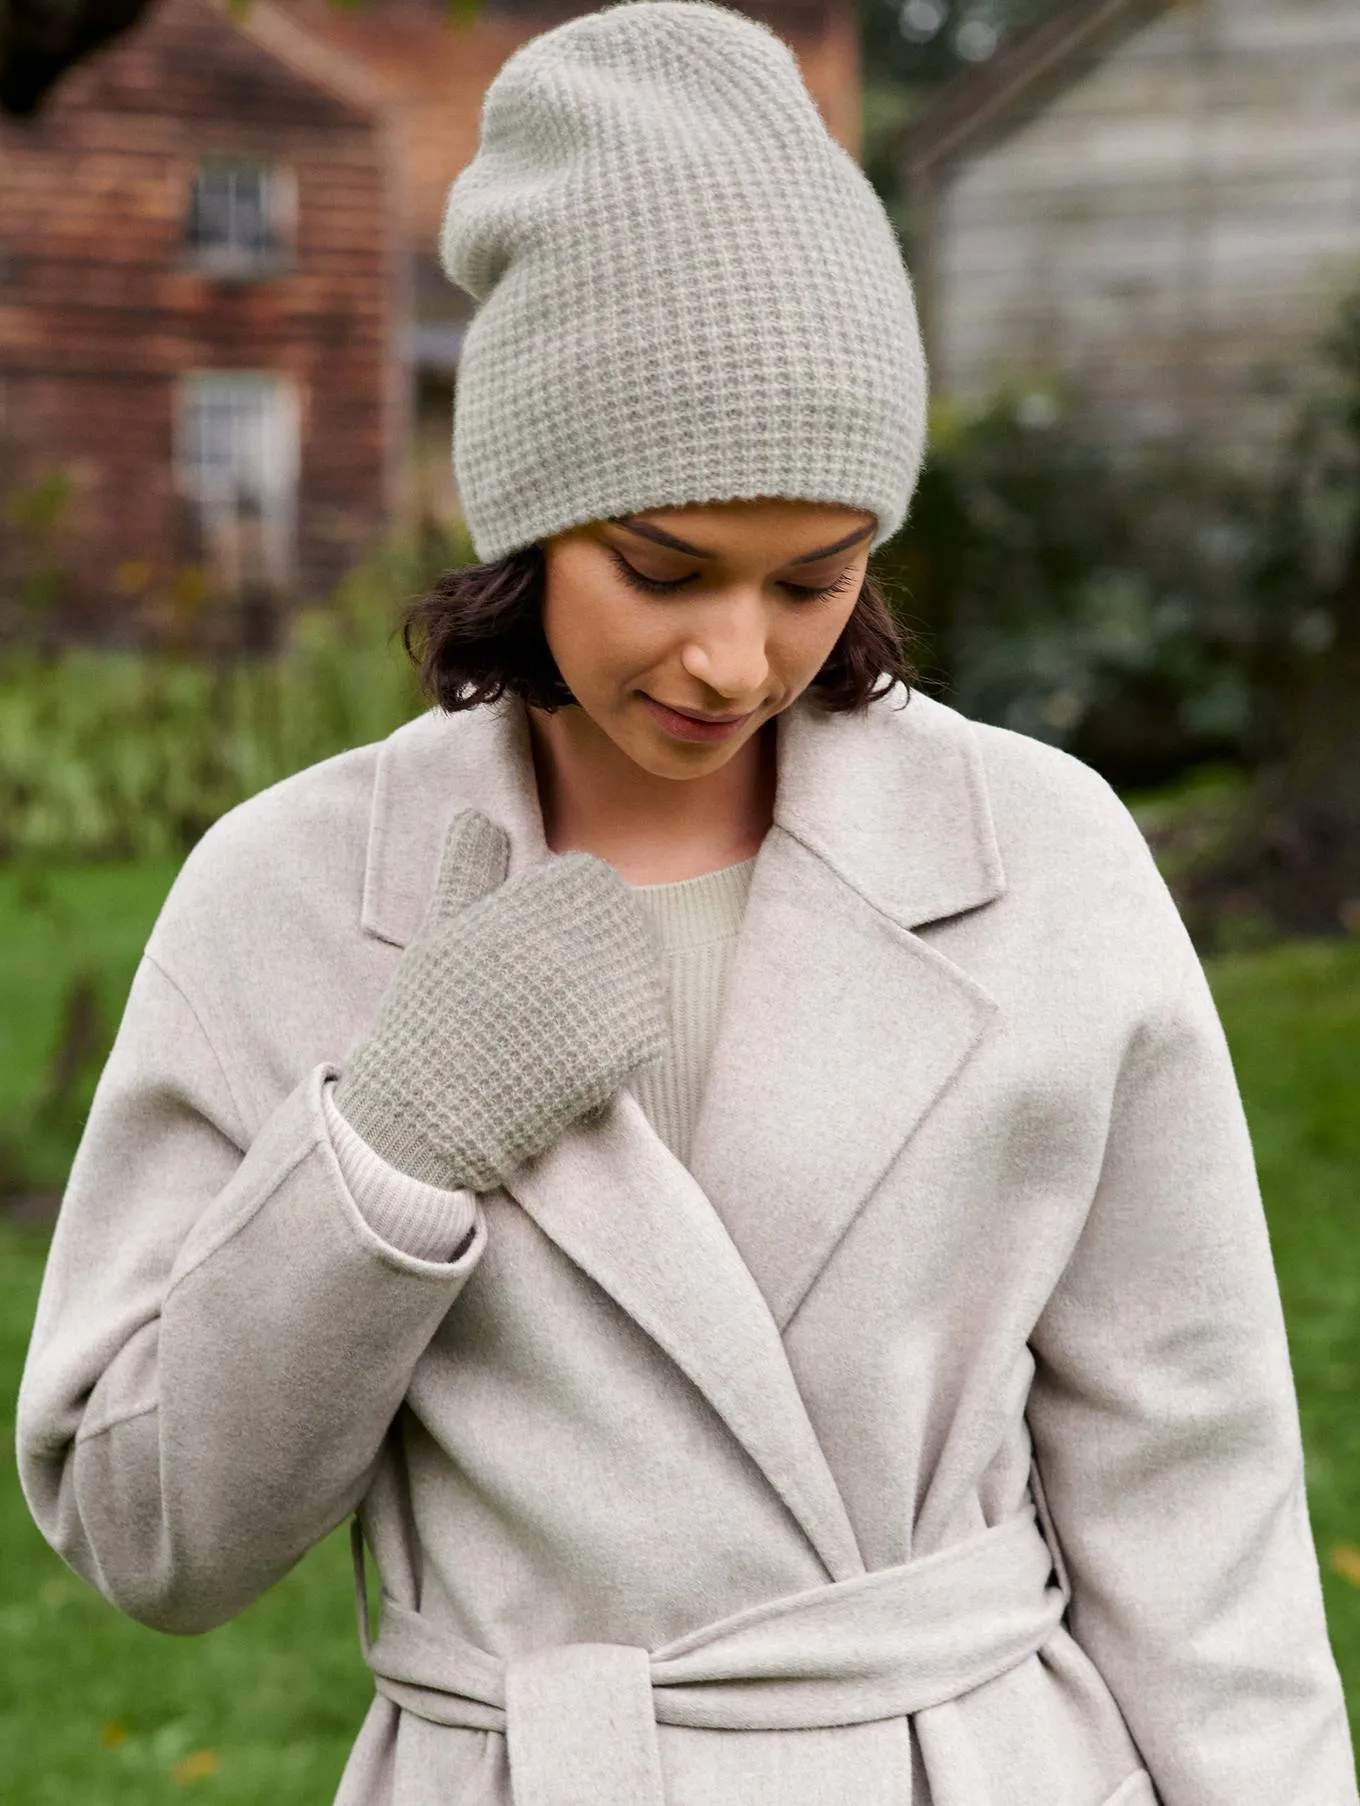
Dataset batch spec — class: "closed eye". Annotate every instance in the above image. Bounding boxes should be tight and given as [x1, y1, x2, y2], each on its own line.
[607, 549, 858, 603]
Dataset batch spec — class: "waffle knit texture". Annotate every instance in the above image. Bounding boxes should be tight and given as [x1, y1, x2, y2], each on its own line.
[325, 854, 757, 1262]
[333, 810, 669, 1195]
[439, 0, 928, 563]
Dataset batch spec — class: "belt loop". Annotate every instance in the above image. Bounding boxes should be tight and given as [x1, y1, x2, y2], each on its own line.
[352, 1514, 375, 1660]
[504, 1643, 666, 1806]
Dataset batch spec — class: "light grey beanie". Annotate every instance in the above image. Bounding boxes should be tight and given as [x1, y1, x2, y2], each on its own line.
[438, 0, 928, 564]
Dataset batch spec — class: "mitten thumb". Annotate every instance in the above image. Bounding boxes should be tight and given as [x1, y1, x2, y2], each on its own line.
[420, 808, 510, 935]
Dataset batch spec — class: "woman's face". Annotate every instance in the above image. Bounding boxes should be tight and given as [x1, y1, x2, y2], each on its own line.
[537, 497, 876, 779]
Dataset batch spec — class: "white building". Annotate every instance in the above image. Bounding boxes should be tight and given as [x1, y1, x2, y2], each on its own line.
[897, 0, 1360, 467]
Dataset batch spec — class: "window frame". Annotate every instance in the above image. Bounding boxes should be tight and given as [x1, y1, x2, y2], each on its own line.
[184, 155, 298, 280]
[173, 369, 301, 593]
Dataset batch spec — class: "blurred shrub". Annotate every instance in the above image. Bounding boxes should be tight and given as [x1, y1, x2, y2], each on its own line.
[0, 527, 470, 862]
[874, 286, 1360, 801]
[872, 286, 1360, 942]
[5, 290, 1357, 886]
[874, 385, 1275, 791]
[1246, 288, 1360, 755]
[0, 468, 76, 644]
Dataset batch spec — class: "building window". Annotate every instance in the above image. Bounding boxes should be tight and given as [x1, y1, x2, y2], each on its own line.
[174, 372, 299, 596]
[185, 158, 295, 276]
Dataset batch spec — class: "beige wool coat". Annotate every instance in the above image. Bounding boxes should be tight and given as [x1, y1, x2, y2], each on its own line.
[16, 687, 1357, 1806]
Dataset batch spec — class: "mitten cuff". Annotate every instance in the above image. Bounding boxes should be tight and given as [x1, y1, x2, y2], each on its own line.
[323, 1080, 479, 1262]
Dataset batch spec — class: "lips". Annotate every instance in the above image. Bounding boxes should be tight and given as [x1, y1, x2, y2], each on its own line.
[640, 694, 757, 743]
[649, 698, 750, 723]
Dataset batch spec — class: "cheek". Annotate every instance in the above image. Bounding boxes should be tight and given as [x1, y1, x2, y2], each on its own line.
[542, 582, 659, 688]
[779, 599, 857, 670]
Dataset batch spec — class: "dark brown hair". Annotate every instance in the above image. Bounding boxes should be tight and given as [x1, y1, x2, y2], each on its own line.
[401, 541, 917, 715]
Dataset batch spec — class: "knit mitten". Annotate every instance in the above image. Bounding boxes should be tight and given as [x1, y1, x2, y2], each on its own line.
[333, 808, 669, 1191]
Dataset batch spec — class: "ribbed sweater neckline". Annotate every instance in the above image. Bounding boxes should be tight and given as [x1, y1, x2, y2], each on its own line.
[628, 855, 757, 950]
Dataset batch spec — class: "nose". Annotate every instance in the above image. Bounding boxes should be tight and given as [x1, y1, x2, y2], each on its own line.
[677, 592, 771, 702]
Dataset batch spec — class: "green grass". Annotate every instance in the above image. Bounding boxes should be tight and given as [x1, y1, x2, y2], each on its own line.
[0, 864, 1357, 1792]
[0, 859, 183, 1194]
[1207, 939, 1360, 1716]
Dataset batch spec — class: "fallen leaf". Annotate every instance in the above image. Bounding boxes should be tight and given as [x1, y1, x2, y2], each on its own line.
[171, 1748, 221, 1784]
[1329, 1544, 1360, 1586]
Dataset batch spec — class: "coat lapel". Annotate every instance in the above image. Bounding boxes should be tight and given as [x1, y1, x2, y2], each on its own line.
[687, 692, 1005, 1331]
[361, 690, 552, 950]
[360, 689, 1005, 1570]
[505, 1089, 869, 1580]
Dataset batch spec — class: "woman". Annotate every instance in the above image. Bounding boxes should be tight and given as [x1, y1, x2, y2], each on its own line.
[16, 3, 1355, 1803]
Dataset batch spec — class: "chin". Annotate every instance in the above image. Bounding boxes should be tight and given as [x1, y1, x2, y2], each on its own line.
[633, 737, 735, 778]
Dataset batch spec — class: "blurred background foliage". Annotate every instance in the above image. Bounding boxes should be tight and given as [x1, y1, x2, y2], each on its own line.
[4, 282, 1357, 944]
[0, 527, 454, 864]
[872, 285, 1360, 945]
[859, 0, 1072, 243]
[23, 0, 1358, 946]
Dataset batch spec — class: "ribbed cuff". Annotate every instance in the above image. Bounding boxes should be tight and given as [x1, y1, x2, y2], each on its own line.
[323, 1080, 478, 1264]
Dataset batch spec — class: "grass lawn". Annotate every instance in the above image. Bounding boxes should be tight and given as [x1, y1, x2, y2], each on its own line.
[0, 859, 184, 1197]
[1, 860, 1357, 1795]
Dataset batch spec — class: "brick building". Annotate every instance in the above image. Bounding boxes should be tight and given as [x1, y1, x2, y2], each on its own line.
[0, 0, 403, 634]
[0, 0, 863, 635]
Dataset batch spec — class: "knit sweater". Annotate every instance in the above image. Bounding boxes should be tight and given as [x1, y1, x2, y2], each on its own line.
[322, 854, 758, 1262]
[622, 854, 757, 1164]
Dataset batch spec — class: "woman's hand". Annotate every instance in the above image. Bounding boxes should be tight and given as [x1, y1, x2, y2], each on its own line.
[334, 808, 668, 1191]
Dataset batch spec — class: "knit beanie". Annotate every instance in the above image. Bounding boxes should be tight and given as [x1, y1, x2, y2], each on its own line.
[438, 0, 928, 565]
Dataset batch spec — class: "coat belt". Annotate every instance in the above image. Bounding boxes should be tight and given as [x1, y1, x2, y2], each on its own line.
[351, 1502, 1069, 1806]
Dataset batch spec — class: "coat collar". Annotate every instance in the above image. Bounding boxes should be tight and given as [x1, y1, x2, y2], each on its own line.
[361, 688, 1005, 1578]
[362, 686, 1003, 946]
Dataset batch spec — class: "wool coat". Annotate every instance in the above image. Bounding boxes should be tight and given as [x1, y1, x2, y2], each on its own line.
[16, 687, 1357, 1806]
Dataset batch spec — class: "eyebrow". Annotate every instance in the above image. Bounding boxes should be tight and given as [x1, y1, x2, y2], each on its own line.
[613, 516, 874, 565]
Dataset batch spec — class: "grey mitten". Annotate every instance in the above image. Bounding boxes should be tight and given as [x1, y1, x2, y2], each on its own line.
[334, 808, 669, 1191]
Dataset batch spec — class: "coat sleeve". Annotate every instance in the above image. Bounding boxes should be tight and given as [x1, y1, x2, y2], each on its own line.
[1025, 926, 1358, 1803]
[15, 951, 487, 1637]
